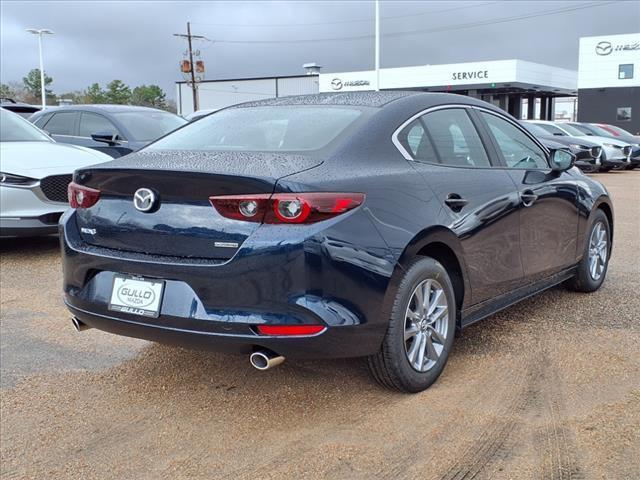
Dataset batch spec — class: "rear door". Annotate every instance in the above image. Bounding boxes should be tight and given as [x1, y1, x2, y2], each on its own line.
[475, 109, 579, 281]
[396, 107, 524, 304]
[41, 111, 78, 144]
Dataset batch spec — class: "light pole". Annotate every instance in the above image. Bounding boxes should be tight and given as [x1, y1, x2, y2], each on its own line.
[25, 28, 54, 109]
[374, 0, 380, 91]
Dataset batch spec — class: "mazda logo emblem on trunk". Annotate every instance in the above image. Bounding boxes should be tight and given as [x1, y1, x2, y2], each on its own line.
[595, 41, 612, 56]
[133, 188, 157, 212]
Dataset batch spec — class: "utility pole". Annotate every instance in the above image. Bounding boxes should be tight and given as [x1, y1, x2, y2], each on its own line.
[173, 22, 207, 112]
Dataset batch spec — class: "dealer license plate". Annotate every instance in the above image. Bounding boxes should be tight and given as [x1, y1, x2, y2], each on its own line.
[108, 275, 165, 318]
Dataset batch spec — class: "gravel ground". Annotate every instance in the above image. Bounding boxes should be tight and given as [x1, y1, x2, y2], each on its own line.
[1, 171, 638, 480]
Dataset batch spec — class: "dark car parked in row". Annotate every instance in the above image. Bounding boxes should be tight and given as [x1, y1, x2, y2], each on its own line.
[29, 105, 187, 158]
[62, 92, 613, 393]
[1, 97, 41, 118]
[521, 121, 601, 173]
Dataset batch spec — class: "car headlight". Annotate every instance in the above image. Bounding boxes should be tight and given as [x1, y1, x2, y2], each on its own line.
[0, 172, 39, 186]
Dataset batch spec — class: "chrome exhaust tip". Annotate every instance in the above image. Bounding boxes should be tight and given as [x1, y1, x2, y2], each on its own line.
[250, 350, 285, 370]
[71, 317, 92, 332]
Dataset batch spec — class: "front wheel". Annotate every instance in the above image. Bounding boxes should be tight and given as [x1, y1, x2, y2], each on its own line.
[566, 209, 611, 292]
[368, 257, 456, 393]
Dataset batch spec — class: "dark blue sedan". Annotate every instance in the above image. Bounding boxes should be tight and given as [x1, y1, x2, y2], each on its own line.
[61, 92, 613, 392]
[30, 105, 186, 158]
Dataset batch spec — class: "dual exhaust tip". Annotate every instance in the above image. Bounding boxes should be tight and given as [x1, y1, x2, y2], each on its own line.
[72, 317, 285, 370]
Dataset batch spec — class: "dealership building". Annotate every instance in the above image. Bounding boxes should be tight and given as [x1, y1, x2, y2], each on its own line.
[577, 32, 640, 132]
[176, 34, 638, 131]
[177, 59, 577, 121]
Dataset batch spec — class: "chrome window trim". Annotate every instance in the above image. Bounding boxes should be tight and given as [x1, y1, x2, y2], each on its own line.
[392, 104, 551, 170]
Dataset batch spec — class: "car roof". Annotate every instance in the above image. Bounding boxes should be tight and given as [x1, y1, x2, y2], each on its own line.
[232, 91, 492, 110]
[32, 104, 168, 114]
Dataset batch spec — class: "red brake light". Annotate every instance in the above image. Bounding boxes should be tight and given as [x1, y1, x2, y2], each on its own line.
[68, 182, 100, 209]
[256, 325, 325, 336]
[209, 193, 364, 224]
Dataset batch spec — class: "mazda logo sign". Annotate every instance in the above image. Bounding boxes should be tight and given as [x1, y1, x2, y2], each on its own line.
[330, 78, 343, 90]
[133, 188, 157, 212]
[595, 41, 612, 56]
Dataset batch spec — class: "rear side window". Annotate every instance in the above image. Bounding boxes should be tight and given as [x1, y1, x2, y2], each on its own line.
[43, 112, 76, 135]
[79, 112, 119, 138]
[480, 113, 548, 169]
[399, 108, 490, 167]
[32, 114, 52, 128]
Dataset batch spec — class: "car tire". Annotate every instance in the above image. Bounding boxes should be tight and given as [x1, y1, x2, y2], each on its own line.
[367, 257, 456, 393]
[566, 209, 610, 293]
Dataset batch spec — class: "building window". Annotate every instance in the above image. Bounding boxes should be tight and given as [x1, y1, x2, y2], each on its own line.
[618, 64, 634, 80]
[616, 107, 632, 122]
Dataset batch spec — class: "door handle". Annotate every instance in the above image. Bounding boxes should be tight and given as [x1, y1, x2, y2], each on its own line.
[445, 194, 468, 212]
[520, 190, 538, 207]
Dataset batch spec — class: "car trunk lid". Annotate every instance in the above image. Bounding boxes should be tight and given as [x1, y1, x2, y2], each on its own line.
[73, 150, 322, 260]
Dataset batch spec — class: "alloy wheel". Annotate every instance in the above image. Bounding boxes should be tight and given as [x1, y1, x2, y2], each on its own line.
[404, 279, 449, 372]
[588, 221, 608, 281]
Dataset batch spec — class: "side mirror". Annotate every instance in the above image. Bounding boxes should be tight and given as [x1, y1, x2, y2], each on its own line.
[91, 131, 120, 146]
[550, 149, 575, 172]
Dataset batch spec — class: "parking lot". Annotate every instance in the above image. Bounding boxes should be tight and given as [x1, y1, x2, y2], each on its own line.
[0, 171, 638, 479]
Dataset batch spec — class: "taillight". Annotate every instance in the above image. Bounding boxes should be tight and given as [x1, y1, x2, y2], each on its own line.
[256, 325, 325, 336]
[68, 182, 100, 209]
[209, 193, 364, 224]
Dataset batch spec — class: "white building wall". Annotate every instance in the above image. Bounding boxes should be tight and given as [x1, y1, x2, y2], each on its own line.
[578, 33, 640, 89]
[177, 76, 319, 115]
[319, 60, 577, 93]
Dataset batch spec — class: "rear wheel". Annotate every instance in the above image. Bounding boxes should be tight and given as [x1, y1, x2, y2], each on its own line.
[368, 257, 456, 393]
[566, 209, 610, 292]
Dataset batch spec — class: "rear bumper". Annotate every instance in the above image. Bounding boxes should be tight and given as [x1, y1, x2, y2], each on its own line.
[0, 215, 61, 237]
[61, 210, 397, 359]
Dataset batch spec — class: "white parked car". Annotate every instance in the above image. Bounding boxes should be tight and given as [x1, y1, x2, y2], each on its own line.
[529, 120, 632, 171]
[0, 108, 110, 237]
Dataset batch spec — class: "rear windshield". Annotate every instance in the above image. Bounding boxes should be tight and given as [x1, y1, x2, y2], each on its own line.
[149, 106, 363, 152]
[113, 111, 187, 142]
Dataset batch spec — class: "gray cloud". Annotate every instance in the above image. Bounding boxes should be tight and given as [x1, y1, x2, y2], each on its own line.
[1, 0, 638, 99]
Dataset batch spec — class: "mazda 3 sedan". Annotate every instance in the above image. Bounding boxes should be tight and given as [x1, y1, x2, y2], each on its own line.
[61, 92, 614, 392]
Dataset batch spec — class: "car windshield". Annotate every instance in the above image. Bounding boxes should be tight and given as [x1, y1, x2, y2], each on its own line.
[586, 124, 617, 137]
[604, 125, 633, 136]
[113, 111, 187, 142]
[0, 108, 52, 142]
[521, 122, 550, 137]
[535, 123, 567, 136]
[149, 106, 364, 152]
[556, 123, 587, 136]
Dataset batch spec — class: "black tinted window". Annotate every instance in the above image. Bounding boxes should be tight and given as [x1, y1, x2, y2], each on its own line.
[419, 109, 490, 167]
[43, 112, 76, 135]
[398, 120, 438, 163]
[481, 113, 548, 169]
[79, 112, 119, 138]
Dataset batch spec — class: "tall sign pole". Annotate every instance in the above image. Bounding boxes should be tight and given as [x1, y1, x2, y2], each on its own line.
[375, 0, 380, 91]
[174, 23, 207, 112]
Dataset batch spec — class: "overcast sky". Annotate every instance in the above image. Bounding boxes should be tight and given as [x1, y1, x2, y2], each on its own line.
[1, 0, 639, 99]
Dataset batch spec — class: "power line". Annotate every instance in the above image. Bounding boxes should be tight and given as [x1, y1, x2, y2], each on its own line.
[191, 1, 500, 28]
[199, 1, 617, 45]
